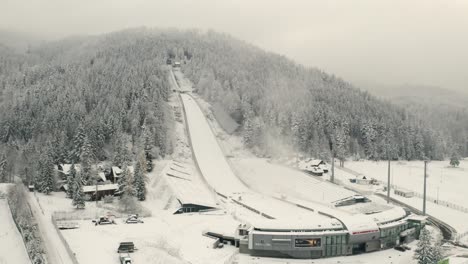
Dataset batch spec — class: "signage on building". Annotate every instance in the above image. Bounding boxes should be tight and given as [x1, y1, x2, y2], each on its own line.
[294, 238, 322, 248]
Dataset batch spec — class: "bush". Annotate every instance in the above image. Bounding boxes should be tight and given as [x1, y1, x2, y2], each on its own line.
[103, 195, 114, 204]
[118, 194, 142, 214]
[84, 194, 92, 201]
[7, 184, 46, 263]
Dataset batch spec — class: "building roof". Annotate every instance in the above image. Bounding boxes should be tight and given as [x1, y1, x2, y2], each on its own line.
[98, 172, 106, 182]
[112, 166, 134, 178]
[309, 159, 325, 167]
[82, 184, 118, 193]
[56, 164, 81, 175]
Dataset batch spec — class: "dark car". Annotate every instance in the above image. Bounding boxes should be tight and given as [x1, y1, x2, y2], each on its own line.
[394, 245, 406, 252]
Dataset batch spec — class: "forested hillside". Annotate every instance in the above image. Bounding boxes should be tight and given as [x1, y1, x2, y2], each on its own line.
[360, 83, 468, 158]
[0, 28, 463, 186]
[180, 32, 459, 161]
[0, 29, 175, 185]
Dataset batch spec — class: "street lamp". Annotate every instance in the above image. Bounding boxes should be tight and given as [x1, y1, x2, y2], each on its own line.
[423, 159, 430, 215]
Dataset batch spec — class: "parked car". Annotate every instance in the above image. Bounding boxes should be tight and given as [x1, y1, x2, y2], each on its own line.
[394, 245, 406, 252]
[118, 242, 136, 253]
[92, 216, 115, 225]
[125, 214, 144, 224]
[119, 253, 132, 264]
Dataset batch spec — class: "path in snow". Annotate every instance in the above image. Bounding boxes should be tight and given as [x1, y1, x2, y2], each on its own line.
[0, 199, 31, 264]
[27, 193, 74, 264]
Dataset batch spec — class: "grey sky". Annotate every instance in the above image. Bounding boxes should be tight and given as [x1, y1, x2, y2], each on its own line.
[1, 0, 467, 92]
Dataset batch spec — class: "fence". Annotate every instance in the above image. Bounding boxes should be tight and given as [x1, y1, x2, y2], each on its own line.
[338, 167, 468, 214]
[50, 215, 80, 264]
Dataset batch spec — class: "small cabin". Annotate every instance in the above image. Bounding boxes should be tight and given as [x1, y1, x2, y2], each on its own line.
[82, 184, 119, 200]
[173, 61, 181, 68]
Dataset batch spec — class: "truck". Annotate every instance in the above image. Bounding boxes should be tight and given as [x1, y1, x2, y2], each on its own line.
[119, 253, 132, 264]
[117, 242, 136, 253]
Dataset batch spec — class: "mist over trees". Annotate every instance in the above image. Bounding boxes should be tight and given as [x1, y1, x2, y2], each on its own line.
[0, 27, 465, 185]
[180, 31, 459, 161]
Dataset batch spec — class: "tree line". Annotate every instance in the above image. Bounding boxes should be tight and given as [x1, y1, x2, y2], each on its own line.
[0, 28, 465, 190]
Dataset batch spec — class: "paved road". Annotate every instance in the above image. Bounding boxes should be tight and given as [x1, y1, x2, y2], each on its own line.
[27, 193, 74, 264]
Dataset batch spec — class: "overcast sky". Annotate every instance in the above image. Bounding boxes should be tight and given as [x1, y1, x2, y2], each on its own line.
[1, 0, 467, 92]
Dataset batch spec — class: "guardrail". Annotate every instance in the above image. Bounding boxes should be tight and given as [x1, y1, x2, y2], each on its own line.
[375, 193, 457, 241]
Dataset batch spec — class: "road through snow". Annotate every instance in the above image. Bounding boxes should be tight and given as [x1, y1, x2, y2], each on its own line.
[27, 193, 74, 264]
[0, 199, 31, 264]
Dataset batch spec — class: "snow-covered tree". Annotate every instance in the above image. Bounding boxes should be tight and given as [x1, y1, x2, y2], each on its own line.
[80, 135, 95, 184]
[0, 153, 8, 182]
[113, 135, 131, 168]
[69, 124, 86, 163]
[36, 146, 55, 195]
[133, 154, 147, 201]
[72, 172, 85, 209]
[414, 227, 435, 264]
[66, 164, 77, 198]
[119, 164, 135, 197]
[450, 149, 460, 167]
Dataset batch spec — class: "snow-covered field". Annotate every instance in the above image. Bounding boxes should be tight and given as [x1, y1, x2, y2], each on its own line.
[345, 160, 468, 207]
[0, 198, 31, 264]
[61, 213, 238, 264]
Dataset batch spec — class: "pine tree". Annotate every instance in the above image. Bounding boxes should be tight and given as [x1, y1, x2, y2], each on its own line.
[37, 146, 55, 195]
[0, 153, 8, 183]
[72, 172, 85, 209]
[80, 135, 95, 184]
[69, 124, 86, 163]
[431, 242, 444, 264]
[119, 164, 135, 196]
[414, 227, 435, 264]
[133, 154, 147, 201]
[143, 132, 154, 172]
[113, 135, 131, 168]
[450, 148, 460, 167]
[66, 164, 77, 198]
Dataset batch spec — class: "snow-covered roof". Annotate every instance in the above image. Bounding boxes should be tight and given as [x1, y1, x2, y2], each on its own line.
[309, 159, 325, 167]
[57, 164, 81, 175]
[82, 184, 118, 193]
[98, 172, 106, 182]
[112, 166, 134, 178]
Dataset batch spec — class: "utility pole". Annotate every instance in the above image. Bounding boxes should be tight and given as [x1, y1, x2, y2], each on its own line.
[331, 154, 335, 183]
[423, 160, 428, 215]
[387, 159, 391, 204]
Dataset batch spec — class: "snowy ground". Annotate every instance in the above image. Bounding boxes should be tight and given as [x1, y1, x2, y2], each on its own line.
[345, 160, 468, 207]
[332, 161, 468, 244]
[0, 197, 31, 264]
[61, 213, 238, 264]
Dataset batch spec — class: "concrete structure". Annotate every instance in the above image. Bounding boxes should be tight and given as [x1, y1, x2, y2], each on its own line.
[163, 161, 218, 214]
